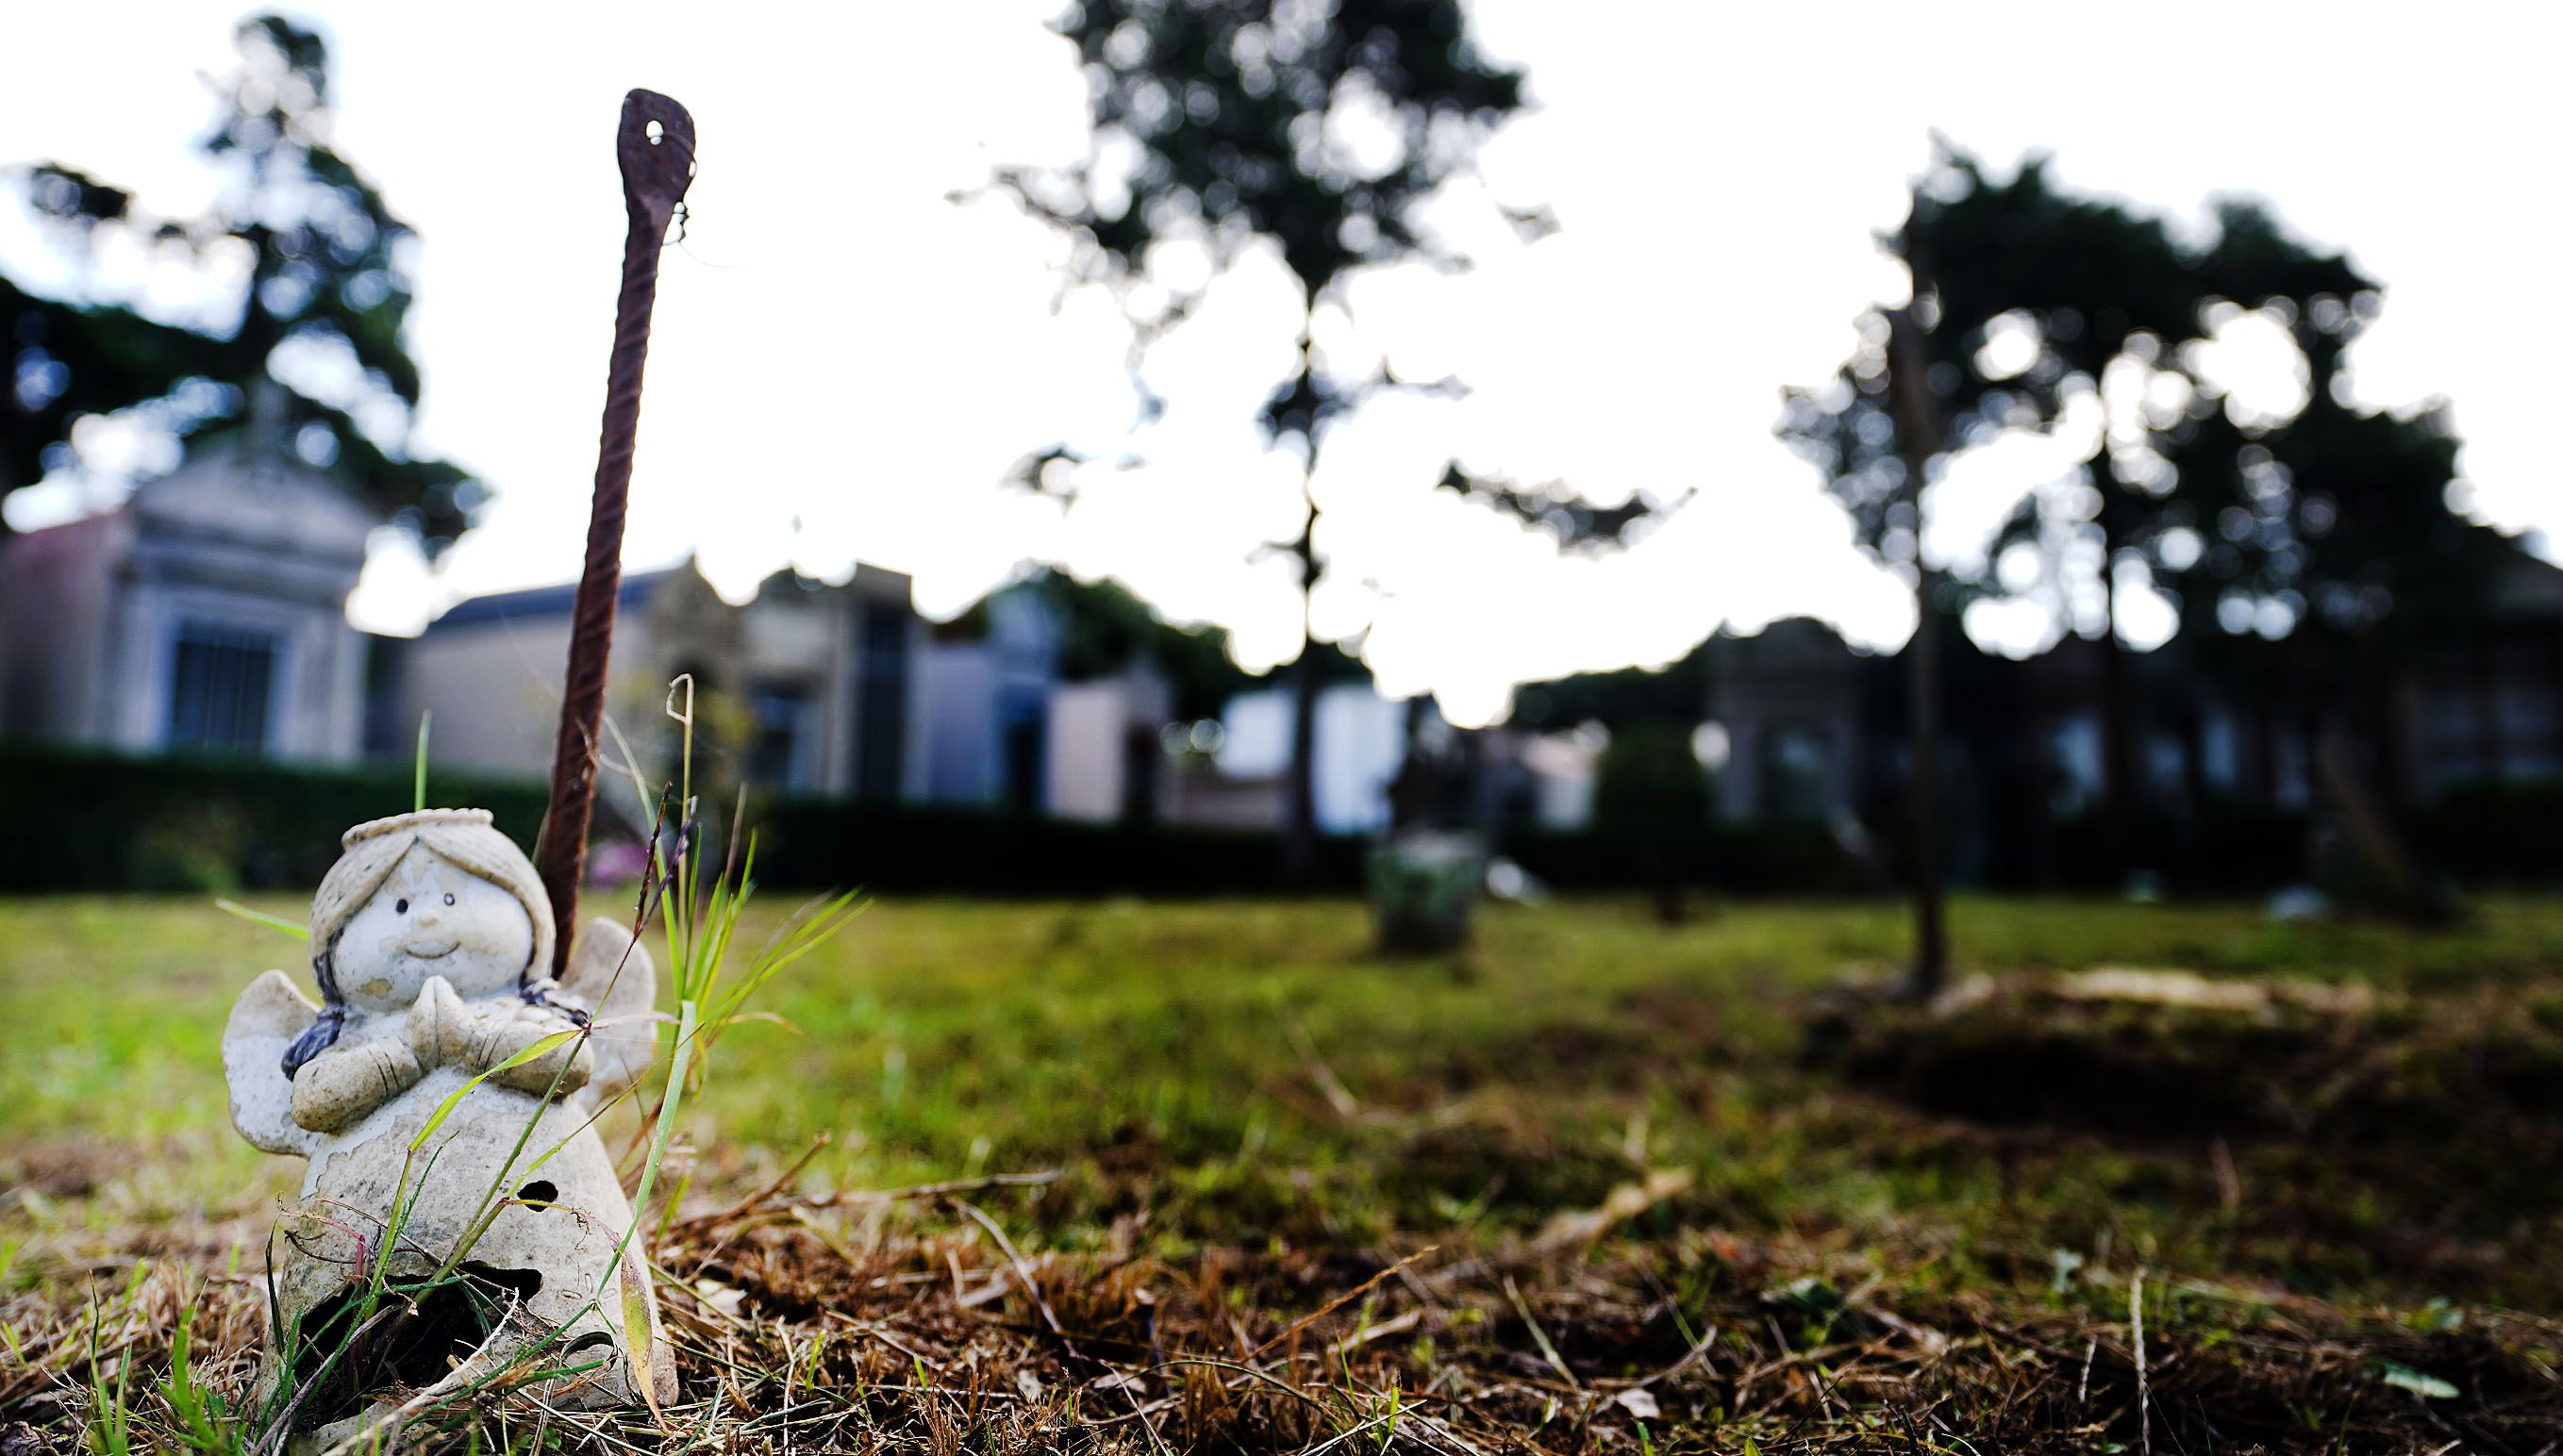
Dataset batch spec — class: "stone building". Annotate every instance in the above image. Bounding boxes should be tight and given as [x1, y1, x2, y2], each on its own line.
[0, 428, 377, 763]
[916, 582, 1181, 823]
[390, 559, 933, 802]
[395, 560, 1190, 826]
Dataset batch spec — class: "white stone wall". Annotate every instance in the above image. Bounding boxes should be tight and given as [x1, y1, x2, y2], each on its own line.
[1, 446, 375, 765]
[1216, 681, 1408, 835]
[1044, 681, 1128, 822]
[0, 508, 122, 743]
[398, 614, 578, 776]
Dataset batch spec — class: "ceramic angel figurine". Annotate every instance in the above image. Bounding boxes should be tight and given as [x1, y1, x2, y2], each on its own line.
[224, 809, 673, 1441]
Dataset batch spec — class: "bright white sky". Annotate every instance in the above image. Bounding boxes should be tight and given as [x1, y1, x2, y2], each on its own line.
[5, 2, 2554, 726]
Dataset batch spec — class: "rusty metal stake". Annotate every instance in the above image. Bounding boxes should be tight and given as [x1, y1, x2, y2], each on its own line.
[538, 89, 695, 974]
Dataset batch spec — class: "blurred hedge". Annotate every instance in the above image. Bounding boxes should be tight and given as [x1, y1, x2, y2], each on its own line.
[2037, 807, 2315, 894]
[749, 795, 1369, 895]
[1505, 822, 1865, 894]
[2424, 778, 2563, 886]
[0, 741, 1376, 896]
[8, 740, 2555, 897]
[0, 741, 549, 893]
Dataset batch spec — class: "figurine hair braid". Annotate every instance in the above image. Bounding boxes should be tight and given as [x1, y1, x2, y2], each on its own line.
[281, 926, 350, 1079]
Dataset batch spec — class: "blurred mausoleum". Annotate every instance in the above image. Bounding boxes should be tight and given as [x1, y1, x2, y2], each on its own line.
[14, 421, 2556, 885]
[380, 559, 929, 801]
[0, 421, 1567, 837]
[379, 556, 1571, 839]
[0, 419, 376, 763]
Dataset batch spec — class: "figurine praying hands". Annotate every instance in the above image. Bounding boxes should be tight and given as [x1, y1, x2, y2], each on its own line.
[223, 809, 674, 1442]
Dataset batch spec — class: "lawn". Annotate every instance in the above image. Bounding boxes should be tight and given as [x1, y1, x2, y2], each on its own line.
[7, 892, 2563, 1450]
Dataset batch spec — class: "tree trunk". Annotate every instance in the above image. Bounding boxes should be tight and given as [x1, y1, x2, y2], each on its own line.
[1282, 495, 1322, 885]
[1646, 842, 1686, 927]
[2180, 703, 2213, 817]
[2252, 685, 2280, 806]
[2343, 621, 2449, 921]
[2094, 459, 2138, 888]
[1887, 305, 1948, 1001]
[1388, 693, 1431, 832]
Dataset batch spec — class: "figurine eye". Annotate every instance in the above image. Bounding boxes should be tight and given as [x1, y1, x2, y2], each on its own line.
[443, 893, 457, 906]
[395, 899, 409, 914]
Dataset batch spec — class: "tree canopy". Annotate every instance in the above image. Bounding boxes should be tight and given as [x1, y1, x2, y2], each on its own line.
[938, 567, 1258, 721]
[1507, 637, 1714, 735]
[3, 14, 477, 546]
[997, 0, 1526, 315]
[2151, 212, 2513, 654]
[1777, 145, 2499, 662]
[995, 1, 1688, 868]
[997, 0, 1673, 540]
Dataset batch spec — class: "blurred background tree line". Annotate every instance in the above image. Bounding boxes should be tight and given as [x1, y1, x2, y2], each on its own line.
[1, 4, 2536, 946]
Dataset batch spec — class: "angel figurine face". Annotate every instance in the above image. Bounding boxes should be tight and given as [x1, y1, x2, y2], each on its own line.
[304, 808, 557, 1027]
[332, 844, 535, 1011]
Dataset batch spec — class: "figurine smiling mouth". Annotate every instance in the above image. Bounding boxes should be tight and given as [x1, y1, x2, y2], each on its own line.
[404, 940, 459, 959]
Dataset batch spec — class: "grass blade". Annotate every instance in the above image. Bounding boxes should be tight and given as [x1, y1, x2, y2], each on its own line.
[413, 709, 431, 812]
[408, 1032, 581, 1153]
[216, 900, 308, 940]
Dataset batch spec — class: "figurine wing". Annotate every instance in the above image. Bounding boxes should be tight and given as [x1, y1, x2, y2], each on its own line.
[559, 916, 660, 1104]
[224, 970, 322, 1156]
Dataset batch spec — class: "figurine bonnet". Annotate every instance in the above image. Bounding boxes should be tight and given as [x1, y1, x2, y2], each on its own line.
[223, 809, 673, 1441]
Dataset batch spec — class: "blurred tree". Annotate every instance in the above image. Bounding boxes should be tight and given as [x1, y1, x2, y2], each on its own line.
[1507, 637, 1713, 735]
[1780, 151, 2209, 888]
[2151, 265, 2512, 814]
[1033, 567, 1255, 720]
[2, 14, 477, 547]
[994, 0, 1671, 881]
[1589, 719, 1710, 925]
[1779, 145, 2495, 888]
[2156, 207, 2509, 659]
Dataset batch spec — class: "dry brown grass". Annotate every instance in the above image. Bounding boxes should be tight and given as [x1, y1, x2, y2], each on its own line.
[10, 1166, 2562, 1453]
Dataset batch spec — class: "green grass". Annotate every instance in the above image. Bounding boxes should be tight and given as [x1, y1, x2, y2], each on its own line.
[8, 892, 2563, 1449]
[10, 894, 2563, 1282]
